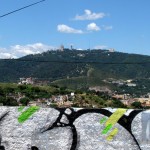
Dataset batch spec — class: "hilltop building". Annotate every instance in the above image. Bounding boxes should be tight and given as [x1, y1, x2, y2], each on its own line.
[70, 45, 73, 50]
[109, 48, 115, 52]
[60, 45, 64, 51]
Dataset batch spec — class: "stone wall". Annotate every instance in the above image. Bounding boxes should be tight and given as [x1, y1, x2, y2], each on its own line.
[0, 106, 149, 150]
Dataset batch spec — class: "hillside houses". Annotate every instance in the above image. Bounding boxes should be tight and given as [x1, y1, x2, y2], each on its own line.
[18, 77, 34, 85]
[89, 86, 112, 94]
[112, 94, 131, 100]
[27, 93, 75, 108]
[126, 83, 137, 87]
[121, 99, 136, 106]
[118, 96, 150, 107]
[135, 98, 150, 107]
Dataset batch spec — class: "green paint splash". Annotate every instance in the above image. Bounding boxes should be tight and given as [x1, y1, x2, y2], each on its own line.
[102, 124, 112, 134]
[18, 106, 40, 123]
[100, 109, 126, 141]
[18, 106, 25, 112]
[100, 117, 107, 124]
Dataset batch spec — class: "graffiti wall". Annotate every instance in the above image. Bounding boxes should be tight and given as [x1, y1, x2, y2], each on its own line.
[0, 106, 149, 150]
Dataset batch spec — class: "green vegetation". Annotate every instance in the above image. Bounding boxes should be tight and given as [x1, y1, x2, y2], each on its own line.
[72, 91, 127, 108]
[18, 106, 40, 123]
[0, 96, 18, 106]
[50, 103, 58, 108]
[20, 97, 30, 106]
[0, 49, 150, 101]
[0, 83, 71, 106]
[131, 102, 142, 109]
[0, 49, 150, 84]
[0, 82, 128, 108]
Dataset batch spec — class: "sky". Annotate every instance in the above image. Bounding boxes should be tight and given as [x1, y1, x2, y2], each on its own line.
[0, 0, 150, 58]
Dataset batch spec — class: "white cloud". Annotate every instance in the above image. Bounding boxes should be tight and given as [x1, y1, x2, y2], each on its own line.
[77, 48, 83, 50]
[57, 24, 83, 34]
[0, 43, 56, 59]
[74, 9, 106, 20]
[0, 52, 17, 59]
[11, 43, 54, 55]
[87, 23, 100, 31]
[0, 47, 7, 52]
[103, 25, 113, 30]
[94, 45, 108, 49]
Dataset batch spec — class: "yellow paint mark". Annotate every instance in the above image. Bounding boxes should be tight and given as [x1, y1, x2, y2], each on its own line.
[105, 109, 126, 127]
[106, 128, 118, 141]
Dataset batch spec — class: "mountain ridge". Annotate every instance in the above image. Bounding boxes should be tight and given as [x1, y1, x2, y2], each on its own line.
[0, 49, 150, 88]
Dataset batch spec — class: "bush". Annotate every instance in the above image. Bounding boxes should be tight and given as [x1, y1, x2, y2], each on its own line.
[50, 103, 58, 108]
[131, 102, 142, 109]
[4, 97, 18, 106]
[20, 97, 30, 106]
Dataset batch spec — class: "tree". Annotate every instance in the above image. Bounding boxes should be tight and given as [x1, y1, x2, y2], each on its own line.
[112, 99, 126, 108]
[0, 88, 4, 96]
[4, 97, 18, 106]
[50, 103, 58, 108]
[0, 96, 5, 105]
[20, 97, 30, 106]
[4, 87, 14, 93]
[131, 102, 142, 109]
[31, 86, 41, 93]
[75, 89, 83, 94]
[18, 85, 27, 91]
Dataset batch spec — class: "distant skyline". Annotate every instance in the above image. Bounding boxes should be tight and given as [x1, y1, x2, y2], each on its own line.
[0, 0, 150, 58]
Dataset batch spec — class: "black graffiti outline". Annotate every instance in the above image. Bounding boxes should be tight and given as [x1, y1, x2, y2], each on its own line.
[0, 111, 9, 150]
[0, 111, 40, 150]
[42, 108, 142, 150]
[31, 146, 39, 150]
[0, 109, 143, 150]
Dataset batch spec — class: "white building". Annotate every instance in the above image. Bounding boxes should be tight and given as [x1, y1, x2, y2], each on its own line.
[109, 48, 115, 52]
[18, 77, 34, 85]
[127, 83, 137, 87]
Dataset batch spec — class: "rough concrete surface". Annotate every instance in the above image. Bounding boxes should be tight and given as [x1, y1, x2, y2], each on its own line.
[0, 107, 149, 150]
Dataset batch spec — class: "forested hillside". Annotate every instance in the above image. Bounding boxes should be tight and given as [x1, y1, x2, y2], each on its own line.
[0, 49, 150, 87]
